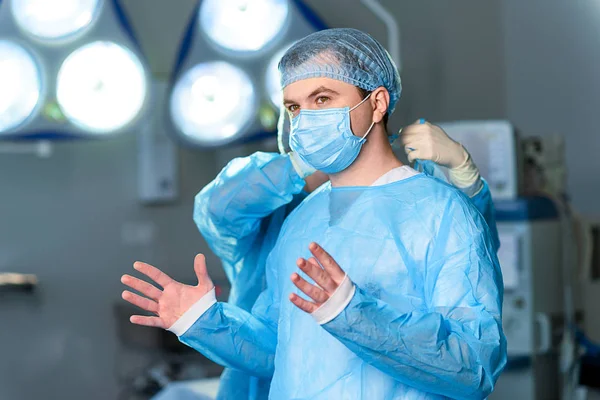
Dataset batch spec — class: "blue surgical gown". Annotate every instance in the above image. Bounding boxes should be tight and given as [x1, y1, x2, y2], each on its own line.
[194, 153, 306, 399]
[192, 155, 506, 399]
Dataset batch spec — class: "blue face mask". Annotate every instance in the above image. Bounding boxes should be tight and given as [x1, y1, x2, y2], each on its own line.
[289, 94, 375, 174]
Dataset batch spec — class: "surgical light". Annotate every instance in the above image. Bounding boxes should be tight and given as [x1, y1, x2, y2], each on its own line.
[200, 0, 289, 53]
[170, 61, 256, 146]
[168, 0, 326, 148]
[10, 0, 101, 42]
[56, 41, 147, 133]
[0, 40, 41, 133]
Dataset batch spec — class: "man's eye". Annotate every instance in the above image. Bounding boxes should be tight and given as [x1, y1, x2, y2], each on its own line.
[316, 96, 329, 105]
[288, 105, 299, 112]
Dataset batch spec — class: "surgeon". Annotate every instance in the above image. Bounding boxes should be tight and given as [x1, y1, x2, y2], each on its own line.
[122, 28, 506, 399]
[192, 122, 499, 400]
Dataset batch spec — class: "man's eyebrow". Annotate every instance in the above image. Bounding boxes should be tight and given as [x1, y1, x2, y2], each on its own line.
[307, 86, 339, 99]
[283, 86, 340, 105]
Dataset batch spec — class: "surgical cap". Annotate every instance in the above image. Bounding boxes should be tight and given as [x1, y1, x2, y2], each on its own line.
[278, 28, 402, 114]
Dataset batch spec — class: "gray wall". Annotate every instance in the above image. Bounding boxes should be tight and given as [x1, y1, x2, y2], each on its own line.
[0, 136, 223, 399]
[306, 0, 506, 129]
[503, 0, 600, 216]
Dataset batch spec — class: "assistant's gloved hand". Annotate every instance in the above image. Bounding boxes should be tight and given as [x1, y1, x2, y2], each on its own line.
[401, 120, 467, 168]
[401, 120, 481, 189]
[289, 151, 316, 179]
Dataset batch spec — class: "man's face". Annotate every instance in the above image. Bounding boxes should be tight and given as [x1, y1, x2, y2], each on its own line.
[282, 77, 374, 138]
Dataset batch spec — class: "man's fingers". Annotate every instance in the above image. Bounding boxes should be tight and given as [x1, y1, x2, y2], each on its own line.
[289, 293, 318, 313]
[121, 274, 162, 300]
[130, 315, 166, 329]
[308, 243, 345, 282]
[193, 254, 209, 282]
[133, 262, 173, 288]
[297, 258, 337, 293]
[291, 272, 329, 303]
[122, 290, 159, 314]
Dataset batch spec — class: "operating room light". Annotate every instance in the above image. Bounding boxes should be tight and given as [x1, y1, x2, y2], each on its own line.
[266, 44, 293, 107]
[0, 40, 41, 133]
[10, 0, 101, 41]
[56, 41, 147, 133]
[200, 0, 289, 53]
[170, 61, 256, 144]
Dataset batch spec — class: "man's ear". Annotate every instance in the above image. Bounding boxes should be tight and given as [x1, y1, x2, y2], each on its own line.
[371, 87, 390, 124]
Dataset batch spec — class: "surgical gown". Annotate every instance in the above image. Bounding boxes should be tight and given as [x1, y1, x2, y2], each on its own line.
[191, 161, 506, 399]
[194, 153, 306, 399]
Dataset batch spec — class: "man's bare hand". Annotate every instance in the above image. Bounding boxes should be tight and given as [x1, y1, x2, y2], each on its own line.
[121, 254, 214, 329]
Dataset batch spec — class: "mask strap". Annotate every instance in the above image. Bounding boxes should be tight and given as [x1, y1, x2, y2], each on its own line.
[361, 121, 376, 139]
[351, 92, 375, 139]
[349, 92, 372, 112]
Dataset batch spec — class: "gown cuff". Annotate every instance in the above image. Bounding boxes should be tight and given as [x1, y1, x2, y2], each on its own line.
[167, 288, 217, 336]
[311, 275, 356, 325]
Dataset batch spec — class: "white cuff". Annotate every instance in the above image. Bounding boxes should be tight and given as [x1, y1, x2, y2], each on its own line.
[167, 288, 217, 336]
[311, 275, 356, 325]
[289, 151, 316, 179]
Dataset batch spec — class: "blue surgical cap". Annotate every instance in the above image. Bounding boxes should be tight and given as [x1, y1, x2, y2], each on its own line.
[278, 28, 402, 114]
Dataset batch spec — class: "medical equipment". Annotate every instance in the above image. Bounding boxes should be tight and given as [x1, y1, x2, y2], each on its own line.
[442, 120, 585, 399]
[0, 273, 37, 292]
[438, 120, 521, 200]
[490, 198, 565, 400]
[584, 224, 600, 342]
[138, 80, 178, 204]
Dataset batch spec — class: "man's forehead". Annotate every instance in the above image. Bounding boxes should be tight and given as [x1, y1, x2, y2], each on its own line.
[283, 77, 356, 102]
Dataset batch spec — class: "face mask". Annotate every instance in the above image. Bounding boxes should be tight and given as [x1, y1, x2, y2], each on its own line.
[289, 94, 375, 174]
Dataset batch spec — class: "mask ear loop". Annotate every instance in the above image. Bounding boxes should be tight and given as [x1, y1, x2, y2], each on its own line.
[361, 121, 376, 139]
[349, 92, 375, 140]
[349, 92, 372, 112]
